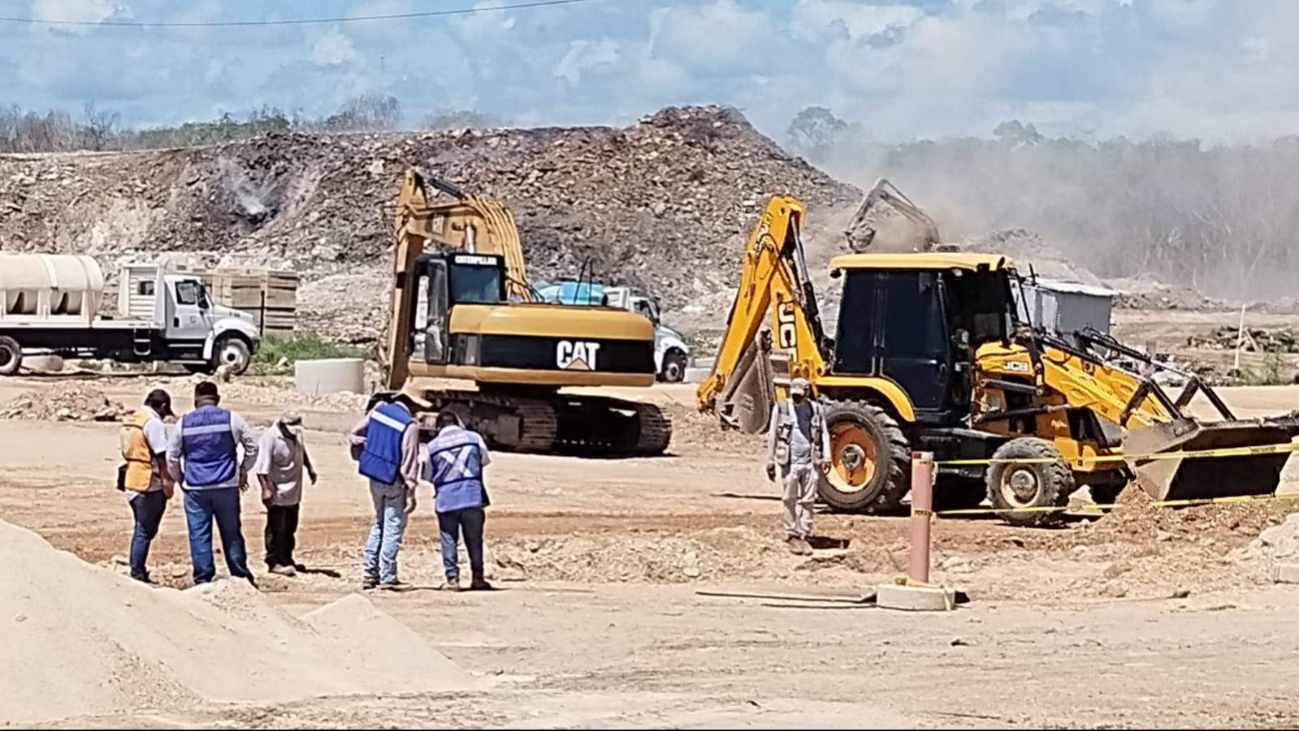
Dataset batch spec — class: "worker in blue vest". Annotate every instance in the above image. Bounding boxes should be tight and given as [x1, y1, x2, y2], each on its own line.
[423, 411, 492, 592]
[350, 393, 421, 590]
[166, 381, 260, 585]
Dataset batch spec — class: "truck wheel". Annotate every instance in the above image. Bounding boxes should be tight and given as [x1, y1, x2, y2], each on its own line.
[213, 336, 252, 376]
[0, 336, 22, 376]
[660, 351, 688, 383]
[819, 400, 911, 513]
[986, 438, 1074, 527]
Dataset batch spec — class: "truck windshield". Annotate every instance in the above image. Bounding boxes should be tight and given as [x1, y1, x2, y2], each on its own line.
[449, 264, 504, 305]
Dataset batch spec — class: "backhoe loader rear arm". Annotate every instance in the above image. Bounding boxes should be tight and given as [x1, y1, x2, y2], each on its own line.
[695, 197, 826, 415]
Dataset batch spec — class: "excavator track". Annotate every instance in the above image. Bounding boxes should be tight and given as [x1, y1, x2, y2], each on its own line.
[417, 388, 670, 457]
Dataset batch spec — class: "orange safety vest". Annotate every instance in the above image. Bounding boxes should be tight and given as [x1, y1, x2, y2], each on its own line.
[120, 410, 156, 492]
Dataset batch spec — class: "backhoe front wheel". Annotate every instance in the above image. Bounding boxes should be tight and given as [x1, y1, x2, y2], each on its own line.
[819, 400, 910, 513]
[986, 438, 1074, 527]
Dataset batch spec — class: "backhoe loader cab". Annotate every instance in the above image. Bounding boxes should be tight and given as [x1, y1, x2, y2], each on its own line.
[830, 253, 1017, 424]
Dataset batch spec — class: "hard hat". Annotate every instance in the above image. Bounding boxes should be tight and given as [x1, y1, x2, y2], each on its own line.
[790, 378, 810, 396]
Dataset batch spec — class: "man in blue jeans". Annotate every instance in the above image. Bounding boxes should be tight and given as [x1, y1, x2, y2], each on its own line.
[351, 394, 421, 590]
[424, 411, 492, 592]
[167, 381, 260, 586]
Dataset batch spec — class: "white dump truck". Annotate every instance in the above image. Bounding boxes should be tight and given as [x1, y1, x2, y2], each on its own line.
[0, 254, 260, 376]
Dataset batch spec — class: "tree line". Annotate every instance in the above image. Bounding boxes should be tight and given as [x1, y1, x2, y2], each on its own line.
[788, 107, 1299, 300]
[0, 95, 504, 154]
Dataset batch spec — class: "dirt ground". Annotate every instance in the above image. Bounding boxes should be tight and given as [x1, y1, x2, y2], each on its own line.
[4, 374, 1299, 729]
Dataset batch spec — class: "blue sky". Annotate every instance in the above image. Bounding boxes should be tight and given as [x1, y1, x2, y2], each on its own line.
[4, 0, 1299, 142]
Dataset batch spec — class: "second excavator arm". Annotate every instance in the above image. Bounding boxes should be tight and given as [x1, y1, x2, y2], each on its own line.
[843, 178, 941, 253]
[695, 197, 829, 433]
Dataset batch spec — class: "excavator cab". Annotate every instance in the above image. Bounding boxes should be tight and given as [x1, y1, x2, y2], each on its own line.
[409, 252, 507, 365]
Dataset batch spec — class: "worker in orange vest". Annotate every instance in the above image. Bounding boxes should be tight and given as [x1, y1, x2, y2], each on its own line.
[119, 389, 176, 584]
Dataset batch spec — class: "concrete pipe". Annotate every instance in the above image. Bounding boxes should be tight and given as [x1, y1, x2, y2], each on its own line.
[295, 358, 365, 396]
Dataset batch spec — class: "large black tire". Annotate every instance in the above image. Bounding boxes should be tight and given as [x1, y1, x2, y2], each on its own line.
[0, 336, 22, 376]
[213, 336, 252, 376]
[660, 351, 688, 383]
[986, 438, 1074, 527]
[819, 400, 911, 513]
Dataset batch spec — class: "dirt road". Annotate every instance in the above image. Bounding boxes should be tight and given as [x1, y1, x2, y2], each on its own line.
[4, 375, 1299, 728]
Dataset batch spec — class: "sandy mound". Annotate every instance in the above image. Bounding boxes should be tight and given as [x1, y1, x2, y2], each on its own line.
[0, 382, 129, 422]
[1234, 512, 1299, 570]
[0, 519, 473, 726]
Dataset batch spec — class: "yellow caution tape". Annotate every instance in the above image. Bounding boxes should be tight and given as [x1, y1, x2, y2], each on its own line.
[936, 440, 1299, 468]
[933, 490, 1299, 518]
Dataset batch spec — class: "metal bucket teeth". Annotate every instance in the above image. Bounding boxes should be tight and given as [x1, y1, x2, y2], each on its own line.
[1124, 419, 1297, 501]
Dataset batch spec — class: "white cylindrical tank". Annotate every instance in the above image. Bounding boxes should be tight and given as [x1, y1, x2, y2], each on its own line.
[0, 254, 106, 317]
[296, 358, 366, 396]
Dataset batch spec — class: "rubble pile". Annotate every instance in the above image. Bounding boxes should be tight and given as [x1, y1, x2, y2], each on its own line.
[1187, 326, 1299, 353]
[0, 383, 130, 422]
[0, 106, 855, 342]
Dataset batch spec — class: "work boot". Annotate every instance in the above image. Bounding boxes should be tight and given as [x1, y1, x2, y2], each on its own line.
[469, 576, 493, 592]
[269, 564, 297, 577]
[379, 580, 411, 592]
[790, 537, 813, 557]
[361, 576, 379, 590]
[441, 577, 462, 592]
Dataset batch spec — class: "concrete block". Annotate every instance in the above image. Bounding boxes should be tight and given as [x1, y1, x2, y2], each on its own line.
[22, 355, 63, 373]
[295, 358, 364, 395]
[1274, 563, 1299, 585]
[875, 582, 957, 612]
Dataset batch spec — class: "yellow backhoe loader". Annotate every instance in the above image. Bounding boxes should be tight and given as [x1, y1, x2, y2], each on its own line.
[697, 196, 1299, 525]
[384, 169, 671, 455]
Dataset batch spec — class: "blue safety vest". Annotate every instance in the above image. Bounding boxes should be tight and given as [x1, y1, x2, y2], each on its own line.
[427, 426, 486, 513]
[359, 402, 412, 485]
[180, 405, 237, 489]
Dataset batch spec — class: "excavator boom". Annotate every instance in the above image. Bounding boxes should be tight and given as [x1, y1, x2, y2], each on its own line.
[843, 178, 941, 253]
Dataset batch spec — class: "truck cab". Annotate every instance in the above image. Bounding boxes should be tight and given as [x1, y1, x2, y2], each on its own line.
[603, 287, 692, 383]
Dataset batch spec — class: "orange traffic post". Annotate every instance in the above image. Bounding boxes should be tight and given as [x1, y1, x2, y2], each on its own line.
[908, 451, 935, 585]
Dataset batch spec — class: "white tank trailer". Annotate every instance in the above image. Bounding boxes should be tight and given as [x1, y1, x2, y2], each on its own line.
[0, 254, 261, 377]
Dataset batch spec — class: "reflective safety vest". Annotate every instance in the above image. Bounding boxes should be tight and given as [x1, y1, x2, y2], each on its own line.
[179, 406, 237, 489]
[359, 402, 412, 485]
[427, 426, 486, 513]
[119, 410, 156, 492]
[774, 399, 825, 467]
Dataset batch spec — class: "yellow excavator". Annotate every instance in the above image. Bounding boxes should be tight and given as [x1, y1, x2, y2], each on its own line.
[384, 169, 671, 455]
[697, 196, 1299, 525]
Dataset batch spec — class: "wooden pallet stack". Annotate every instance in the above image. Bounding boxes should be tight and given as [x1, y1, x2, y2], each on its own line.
[200, 268, 299, 336]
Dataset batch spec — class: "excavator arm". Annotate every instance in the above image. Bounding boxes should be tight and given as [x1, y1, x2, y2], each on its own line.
[394, 168, 535, 302]
[695, 197, 829, 433]
[843, 178, 941, 253]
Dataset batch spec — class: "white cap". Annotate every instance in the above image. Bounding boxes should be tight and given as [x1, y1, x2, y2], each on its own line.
[790, 378, 810, 396]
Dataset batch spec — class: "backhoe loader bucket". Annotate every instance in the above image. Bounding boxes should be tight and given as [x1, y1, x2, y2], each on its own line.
[1124, 419, 1299, 501]
[717, 338, 776, 435]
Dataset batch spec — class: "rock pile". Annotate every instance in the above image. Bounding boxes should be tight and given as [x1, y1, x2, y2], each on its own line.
[0, 106, 856, 342]
[0, 383, 130, 422]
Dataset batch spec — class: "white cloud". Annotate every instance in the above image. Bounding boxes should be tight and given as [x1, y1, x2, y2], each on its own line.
[30, 0, 119, 35]
[451, 0, 518, 41]
[311, 29, 362, 67]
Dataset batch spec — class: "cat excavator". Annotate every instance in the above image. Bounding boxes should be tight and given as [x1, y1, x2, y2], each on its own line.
[843, 178, 942, 253]
[384, 169, 671, 456]
[697, 196, 1299, 525]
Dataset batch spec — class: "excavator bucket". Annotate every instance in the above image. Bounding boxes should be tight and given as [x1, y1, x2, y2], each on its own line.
[1124, 419, 1298, 501]
[717, 338, 776, 435]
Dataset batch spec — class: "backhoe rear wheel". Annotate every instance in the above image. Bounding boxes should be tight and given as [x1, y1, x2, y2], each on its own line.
[819, 400, 910, 513]
[986, 438, 1074, 527]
